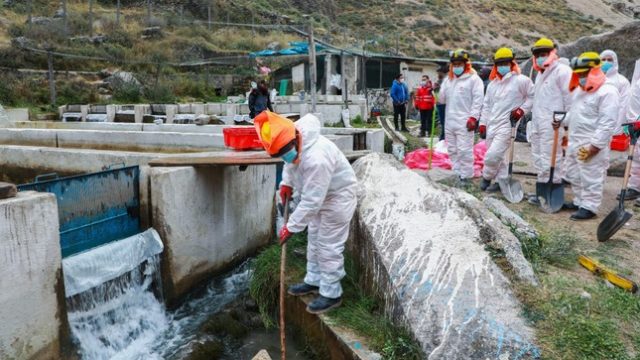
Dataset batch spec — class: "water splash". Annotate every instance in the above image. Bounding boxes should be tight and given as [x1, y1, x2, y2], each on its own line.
[66, 253, 253, 360]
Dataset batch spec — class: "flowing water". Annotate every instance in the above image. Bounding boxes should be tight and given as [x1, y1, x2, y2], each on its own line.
[66, 257, 307, 360]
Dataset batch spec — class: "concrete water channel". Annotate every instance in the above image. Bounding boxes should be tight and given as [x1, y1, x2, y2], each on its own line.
[0, 119, 384, 359]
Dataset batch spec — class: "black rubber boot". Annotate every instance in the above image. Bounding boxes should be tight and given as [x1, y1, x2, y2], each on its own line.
[306, 295, 342, 314]
[287, 283, 319, 296]
[480, 178, 491, 191]
[570, 207, 596, 221]
[486, 183, 500, 192]
[562, 201, 579, 211]
[617, 188, 640, 201]
[528, 195, 540, 205]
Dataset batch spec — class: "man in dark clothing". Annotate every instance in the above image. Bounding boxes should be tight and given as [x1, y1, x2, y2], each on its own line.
[435, 67, 447, 140]
[390, 73, 409, 131]
[248, 80, 274, 119]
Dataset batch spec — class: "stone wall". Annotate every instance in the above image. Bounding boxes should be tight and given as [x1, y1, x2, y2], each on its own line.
[0, 192, 64, 360]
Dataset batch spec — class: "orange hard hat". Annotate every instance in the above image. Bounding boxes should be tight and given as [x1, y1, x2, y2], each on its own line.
[254, 111, 296, 156]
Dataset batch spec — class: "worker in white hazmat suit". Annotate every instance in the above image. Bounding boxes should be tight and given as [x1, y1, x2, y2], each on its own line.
[529, 38, 573, 204]
[437, 49, 484, 184]
[618, 76, 640, 204]
[479, 48, 534, 192]
[253, 111, 358, 314]
[555, 52, 619, 220]
[600, 50, 631, 134]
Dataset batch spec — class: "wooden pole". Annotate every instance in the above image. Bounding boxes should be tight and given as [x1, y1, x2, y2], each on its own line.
[27, 0, 33, 30]
[279, 197, 291, 360]
[47, 50, 57, 108]
[62, 0, 68, 36]
[147, 0, 152, 26]
[88, 0, 93, 37]
[116, 0, 121, 26]
[308, 24, 317, 112]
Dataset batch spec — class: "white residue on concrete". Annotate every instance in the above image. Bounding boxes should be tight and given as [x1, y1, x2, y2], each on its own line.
[353, 154, 539, 359]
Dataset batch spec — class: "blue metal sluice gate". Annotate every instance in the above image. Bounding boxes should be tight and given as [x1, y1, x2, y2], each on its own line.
[18, 166, 141, 258]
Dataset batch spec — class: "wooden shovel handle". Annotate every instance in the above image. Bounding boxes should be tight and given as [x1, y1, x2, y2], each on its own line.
[550, 127, 560, 168]
[280, 197, 290, 360]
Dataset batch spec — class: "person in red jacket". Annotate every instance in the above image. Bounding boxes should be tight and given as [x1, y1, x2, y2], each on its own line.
[414, 75, 436, 137]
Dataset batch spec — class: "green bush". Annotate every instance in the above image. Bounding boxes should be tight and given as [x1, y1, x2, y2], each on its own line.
[144, 84, 175, 103]
[112, 82, 142, 103]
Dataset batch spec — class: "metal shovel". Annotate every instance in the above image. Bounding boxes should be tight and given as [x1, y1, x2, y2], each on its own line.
[498, 117, 524, 203]
[597, 127, 638, 242]
[538, 111, 566, 213]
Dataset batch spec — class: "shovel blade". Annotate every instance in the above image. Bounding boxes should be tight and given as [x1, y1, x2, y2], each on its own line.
[597, 208, 633, 242]
[537, 182, 564, 213]
[498, 178, 524, 203]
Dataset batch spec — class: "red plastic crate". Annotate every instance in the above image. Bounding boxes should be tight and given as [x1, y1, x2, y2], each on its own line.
[223, 126, 263, 150]
[610, 134, 630, 151]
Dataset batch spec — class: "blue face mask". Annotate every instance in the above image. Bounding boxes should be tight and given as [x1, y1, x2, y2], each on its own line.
[578, 77, 587, 88]
[601, 61, 613, 73]
[452, 66, 464, 76]
[497, 65, 511, 76]
[536, 56, 547, 68]
[281, 148, 298, 163]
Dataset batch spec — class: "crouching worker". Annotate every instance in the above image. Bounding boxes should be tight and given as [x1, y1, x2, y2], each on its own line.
[479, 48, 534, 192]
[254, 111, 358, 314]
[555, 52, 619, 220]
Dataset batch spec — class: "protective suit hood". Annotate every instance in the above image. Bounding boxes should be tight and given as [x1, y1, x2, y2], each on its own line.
[295, 113, 321, 152]
[600, 49, 619, 77]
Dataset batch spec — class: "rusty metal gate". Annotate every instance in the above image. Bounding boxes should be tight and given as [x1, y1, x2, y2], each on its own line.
[18, 166, 141, 258]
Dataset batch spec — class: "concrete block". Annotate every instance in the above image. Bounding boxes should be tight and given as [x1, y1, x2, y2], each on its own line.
[0, 145, 169, 183]
[225, 104, 237, 116]
[0, 192, 63, 360]
[366, 129, 385, 153]
[325, 135, 353, 152]
[0, 182, 17, 199]
[0, 128, 58, 147]
[5, 108, 29, 122]
[134, 105, 146, 123]
[165, 104, 177, 124]
[205, 103, 223, 115]
[56, 129, 225, 152]
[106, 105, 116, 122]
[150, 165, 275, 304]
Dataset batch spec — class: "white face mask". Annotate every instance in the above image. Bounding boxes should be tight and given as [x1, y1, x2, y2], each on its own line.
[420, 80, 427, 86]
[251, 81, 257, 89]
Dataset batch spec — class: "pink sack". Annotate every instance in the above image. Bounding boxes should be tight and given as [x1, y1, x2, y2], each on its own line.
[405, 141, 487, 178]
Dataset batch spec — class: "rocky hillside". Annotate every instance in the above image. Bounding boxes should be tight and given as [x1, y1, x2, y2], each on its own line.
[1, 0, 639, 64]
[0, 0, 639, 109]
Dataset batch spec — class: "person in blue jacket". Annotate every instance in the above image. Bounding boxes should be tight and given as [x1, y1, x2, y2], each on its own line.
[390, 73, 409, 131]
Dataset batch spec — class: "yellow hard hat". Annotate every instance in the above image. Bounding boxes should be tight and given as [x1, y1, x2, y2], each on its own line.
[450, 49, 470, 62]
[531, 38, 555, 55]
[571, 52, 601, 73]
[494, 47, 514, 63]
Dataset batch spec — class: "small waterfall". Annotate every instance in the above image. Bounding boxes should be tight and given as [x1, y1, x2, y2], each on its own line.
[62, 228, 254, 359]
[67, 255, 169, 360]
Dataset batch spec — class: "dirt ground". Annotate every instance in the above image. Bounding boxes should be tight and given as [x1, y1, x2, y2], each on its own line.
[483, 159, 640, 284]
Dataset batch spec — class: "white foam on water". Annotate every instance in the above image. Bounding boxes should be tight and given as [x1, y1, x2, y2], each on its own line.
[66, 247, 253, 360]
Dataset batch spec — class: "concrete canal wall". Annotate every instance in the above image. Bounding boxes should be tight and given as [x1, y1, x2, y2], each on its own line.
[0, 192, 64, 360]
[150, 165, 276, 305]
